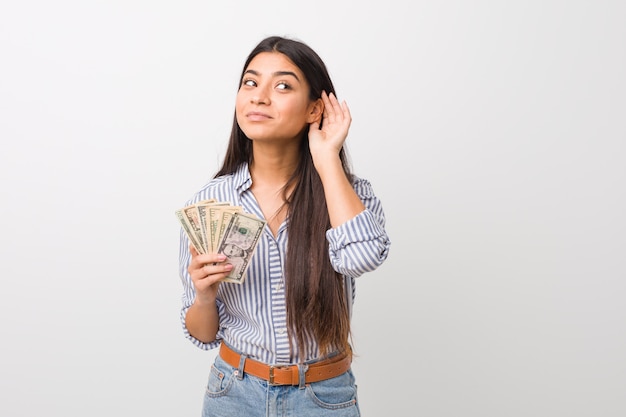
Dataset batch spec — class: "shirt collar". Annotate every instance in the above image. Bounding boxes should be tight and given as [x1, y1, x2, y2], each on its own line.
[233, 162, 253, 194]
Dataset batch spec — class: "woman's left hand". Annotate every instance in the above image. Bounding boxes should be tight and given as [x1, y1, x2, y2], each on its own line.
[308, 91, 352, 161]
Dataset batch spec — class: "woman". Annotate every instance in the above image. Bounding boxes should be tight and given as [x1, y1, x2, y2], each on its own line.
[178, 35, 391, 416]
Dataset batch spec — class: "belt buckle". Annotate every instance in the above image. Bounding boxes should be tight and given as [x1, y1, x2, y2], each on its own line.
[268, 365, 289, 385]
[268, 366, 275, 384]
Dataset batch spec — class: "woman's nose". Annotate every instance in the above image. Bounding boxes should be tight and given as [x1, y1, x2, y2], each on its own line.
[251, 96, 269, 105]
[251, 87, 270, 105]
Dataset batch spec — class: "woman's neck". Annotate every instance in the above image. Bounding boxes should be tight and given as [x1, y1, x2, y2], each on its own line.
[249, 144, 299, 236]
[249, 142, 299, 187]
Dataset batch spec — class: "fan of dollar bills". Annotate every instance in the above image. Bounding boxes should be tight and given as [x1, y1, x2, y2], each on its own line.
[176, 199, 267, 284]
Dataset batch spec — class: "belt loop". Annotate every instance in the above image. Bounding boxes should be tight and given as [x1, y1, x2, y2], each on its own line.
[297, 363, 308, 389]
[236, 352, 246, 381]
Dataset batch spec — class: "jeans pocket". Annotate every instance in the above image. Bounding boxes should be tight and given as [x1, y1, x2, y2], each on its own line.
[206, 360, 235, 397]
[306, 370, 359, 412]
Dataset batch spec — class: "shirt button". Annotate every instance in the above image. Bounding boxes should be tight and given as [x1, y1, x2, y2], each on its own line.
[277, 328, 286, 334]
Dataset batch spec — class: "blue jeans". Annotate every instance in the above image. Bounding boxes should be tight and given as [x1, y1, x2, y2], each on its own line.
[201, 355, 361, 416]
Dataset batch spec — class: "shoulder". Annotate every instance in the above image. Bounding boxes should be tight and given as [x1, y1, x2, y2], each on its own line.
[184, 173, 237, 206]
[200, 173, 236, 191]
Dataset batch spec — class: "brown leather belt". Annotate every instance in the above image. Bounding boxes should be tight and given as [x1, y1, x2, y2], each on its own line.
[219, 342, 352, 385]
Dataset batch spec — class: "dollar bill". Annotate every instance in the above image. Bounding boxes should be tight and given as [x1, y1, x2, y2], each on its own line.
[198, 201, 230, 253]
[208, 206, 224, 253]
[183, 205, 206, 253]
[175, 208, 205, 254]
[210, 205, 242, 251]
[216, 212, 267, 284]
[176, 201, 266, 284]
[218, 206, 243, 244]
[195, 199, 216, 250]
[196, 205, 210, 252]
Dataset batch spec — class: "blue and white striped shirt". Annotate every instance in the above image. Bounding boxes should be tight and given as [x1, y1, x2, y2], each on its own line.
[178, 162, 390, 364]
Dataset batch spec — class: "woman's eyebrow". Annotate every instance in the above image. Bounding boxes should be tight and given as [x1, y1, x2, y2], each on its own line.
[273, 71, 300, 81]
[244, 69, 300, 81]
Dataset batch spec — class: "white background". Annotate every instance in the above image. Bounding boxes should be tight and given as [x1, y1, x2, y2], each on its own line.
[1, 1, 625, 416]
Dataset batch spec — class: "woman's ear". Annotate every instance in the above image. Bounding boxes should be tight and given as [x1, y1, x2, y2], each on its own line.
[307, 98, 324, 124]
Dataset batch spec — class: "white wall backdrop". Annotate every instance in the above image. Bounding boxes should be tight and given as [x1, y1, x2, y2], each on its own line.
[1, 1, 625, 416]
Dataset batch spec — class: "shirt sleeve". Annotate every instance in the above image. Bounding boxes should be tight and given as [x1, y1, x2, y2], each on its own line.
[326, 177, 391, 278]
[178, 228, 223, 351]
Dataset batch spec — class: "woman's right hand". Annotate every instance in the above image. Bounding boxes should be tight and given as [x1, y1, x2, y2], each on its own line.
[187, 246, 233, 305]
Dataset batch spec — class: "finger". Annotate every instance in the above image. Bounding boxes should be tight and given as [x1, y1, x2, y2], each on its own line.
[190, 259, 232, 285]
[341, 100, 352, 123]
[321, 91, 331, 118]
[202, 262, 233, 276]
[326, 92, 344, 121]
[196, 252, 227, 266]
[192, 265, 229, 291]
[190, 252, 226, 273]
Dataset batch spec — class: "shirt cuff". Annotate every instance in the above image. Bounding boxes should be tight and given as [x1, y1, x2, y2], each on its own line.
[180, 305, 221, 351]
[326, 209, 386, 251]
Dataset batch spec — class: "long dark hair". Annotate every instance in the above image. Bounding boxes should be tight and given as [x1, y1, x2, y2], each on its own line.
[215, 36, 353, 356]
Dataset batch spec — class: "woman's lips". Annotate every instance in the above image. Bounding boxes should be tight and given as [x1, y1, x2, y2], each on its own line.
[246, 111, 272, 121]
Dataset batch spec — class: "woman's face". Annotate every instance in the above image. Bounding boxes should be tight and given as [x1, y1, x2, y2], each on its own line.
[236, 52, 319, 143]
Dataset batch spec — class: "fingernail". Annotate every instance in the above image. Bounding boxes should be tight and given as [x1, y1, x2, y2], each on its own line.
[217, 254, 226, 261]
[225, 264, 233, 271]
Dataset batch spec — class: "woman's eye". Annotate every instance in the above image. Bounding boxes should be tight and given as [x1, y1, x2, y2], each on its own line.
[243, 79, 256, 87]
[276, 82, 290, 90]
